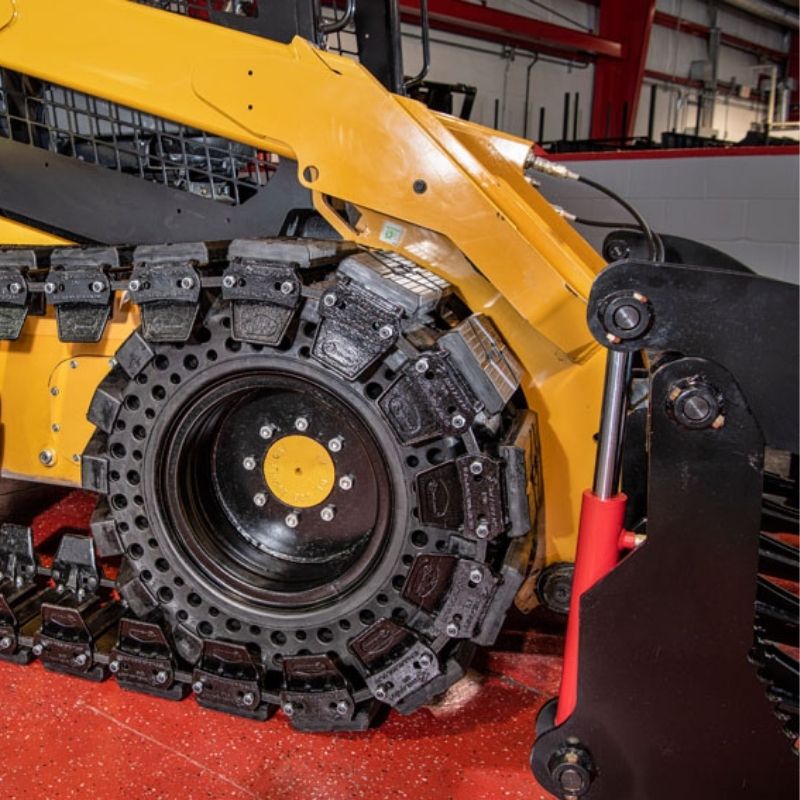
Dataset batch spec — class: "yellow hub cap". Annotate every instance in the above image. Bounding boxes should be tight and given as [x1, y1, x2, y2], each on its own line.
[264, 435, 335, 509]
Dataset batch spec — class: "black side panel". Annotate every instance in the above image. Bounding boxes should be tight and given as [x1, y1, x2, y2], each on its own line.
[0, 138, 312, 245]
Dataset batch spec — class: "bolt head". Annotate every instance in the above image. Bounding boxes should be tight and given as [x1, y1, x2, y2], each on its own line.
[0, 636, 13, 651]
[374, 686, 387, 700]
[155, 670, 169, 685]
[31, 643, 44, 656]
[283, 702, 295, 717]
[320, 505, 336, 522]
[469, 460, 484, 476]
[73, 653, 88, 667]
[128, 279, 141, 293]
[323, 293, 337, 308]
[39, 450, 55, 467]
[451, 414, 467, 430]
[475, 523, 490, 539]
[241, 692, 256, 707]
[90, 280, 105, 294]
[446, 622, 460, 637]
[192, 681, 204, 695]
[109, 660, 120, 674]
[415, 358, 430, 374]
[8, 282, 22, 295]
[295, 417, 309, 432]
[44, 282, 56, 294]
[335, 700, 350, 716]
[279, 281, 295, 295]
[338, 475, 353, 491]
[285, 513, 300, 529]
[378, 324, 394, 340]
[259, 425, 274, 440]
[222, 274, 237, 289]
[180, 276, 195, 290]
[418, 653, 433, 669]
[469, 568, 483, 584]
[242, 456, 257, 471]
[328, 436, 343, 453]
[253, 493, 267, 508]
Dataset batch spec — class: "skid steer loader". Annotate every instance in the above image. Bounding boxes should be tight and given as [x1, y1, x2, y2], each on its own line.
[0, 2, 796, 798]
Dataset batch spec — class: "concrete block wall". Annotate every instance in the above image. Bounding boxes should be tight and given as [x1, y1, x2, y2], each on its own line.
[541, 151, 799, 284]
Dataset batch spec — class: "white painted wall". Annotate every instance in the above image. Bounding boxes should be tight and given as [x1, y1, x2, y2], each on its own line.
[365, 0, 793, 144]
[540, 152, 800, 283]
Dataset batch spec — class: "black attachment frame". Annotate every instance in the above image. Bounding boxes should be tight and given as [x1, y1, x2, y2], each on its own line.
[532, 260, 799, 800]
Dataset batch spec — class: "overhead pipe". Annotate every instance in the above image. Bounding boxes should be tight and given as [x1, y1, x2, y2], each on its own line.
[722, 0, 799, 29]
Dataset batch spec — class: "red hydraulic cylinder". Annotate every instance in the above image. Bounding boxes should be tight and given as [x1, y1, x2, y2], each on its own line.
[555, 489, 627, 725]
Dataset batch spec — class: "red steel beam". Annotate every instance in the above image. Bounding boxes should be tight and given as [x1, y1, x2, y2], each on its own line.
[654, 10, 788, 63]
[398, 0, 621, 60]
[591, 0, 657, 139]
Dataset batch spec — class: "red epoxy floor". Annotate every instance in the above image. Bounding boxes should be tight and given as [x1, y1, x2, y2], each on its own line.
[0, 494, 561, 800]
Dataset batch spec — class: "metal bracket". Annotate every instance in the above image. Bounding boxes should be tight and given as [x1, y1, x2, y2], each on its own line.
[130, 243, 206, 342]
[364, 640, 441, 707]
[0, 523, 37, 587]
[46, 248, 117, 343]
[434, 559, 499, 640]
[192, 640, 274, 721]
[0, 250, 33, 340]
[51, 534, 101, 599]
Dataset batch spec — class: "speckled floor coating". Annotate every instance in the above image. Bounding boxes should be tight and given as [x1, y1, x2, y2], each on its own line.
[0, 492, 561, 800]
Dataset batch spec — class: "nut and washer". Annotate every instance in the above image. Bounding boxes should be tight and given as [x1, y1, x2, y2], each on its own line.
[155, 670, 169, 685]
[8, 282, 22, 295]
[90, 280, 105, 294]
[73, 653, 88, 667]
[451, 414, 467, 430]
[335, 700, 350, 716]
[469, 568, 483, 584]
[475, 522, 490, 539]
[44, 282, 57, 295]
[242, 456, 257, 471]
[31, 643, 44, 656]
[128, 279, 141, 293]
[415, 358, 429, 373]
[180, 276, 195, 290]
[320, 505, 336, 522]
[253, 493, 267, 508]
[378, 325, 394, 340]
[192, 681, 205, 695]
[338, 475, 354, 491]
[0, 636, 13, 651]
[108, 660, 120, 674]
[285, 513, 300, 529]
[328, 436, 343, 453]
[323, 293, 337, 308]
[374, 685, 388, 701]
[241, 692, 256, 707]
[295, 417, 309, 432]
[418, 653, 433, 669]
[222, 275, 237, 289]
[445, 622, 460, 637]
[259, 425, 275, 440]
[279, 281, 295, 295]
[469, 461, 484, 476]
[282, 702, 295, 717]
[39, 450, 55, 467]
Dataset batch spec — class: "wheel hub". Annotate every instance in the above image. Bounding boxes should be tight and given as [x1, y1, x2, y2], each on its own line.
[263, 435, 335, 509]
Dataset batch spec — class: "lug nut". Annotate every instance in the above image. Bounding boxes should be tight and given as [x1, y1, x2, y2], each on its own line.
[279, 281, 295, 295]
[328, 436, 343, 453]
[285, 513, 300, 529]
[295, 417, 309, 432]
[44, 282, 56, 295]
[259, 424, 275, 440]
[242, 456, 257, 471]
[90, 280, 105, 294]
[469, 568, 483, 584]
[323, 293, 337, 308]
[338, 475, 354, 491]
[451, 414, 467, 430]
[469, 460, 483, 476]
[253, 493, 267, 508]
[39, 450, 55, 467]
[335, 700, 350, 716]
[415, 358, 429, 373]
[283, 702, 295, 717]
[222, 274, 237, 290]
[378, 324, 394, 340]
[192, 681, 204, 695]
[180, 276, 195, 290]
[128, 279, 141, 293]
[109, 660, 120, 674]
[320, 505, 336, 522]
[31, 643, 44, 656]
[155, 670, 169, 685]
[446, 622, 460, 637]
[241, 692, 256, 707]
[8, 282, 22, 295]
